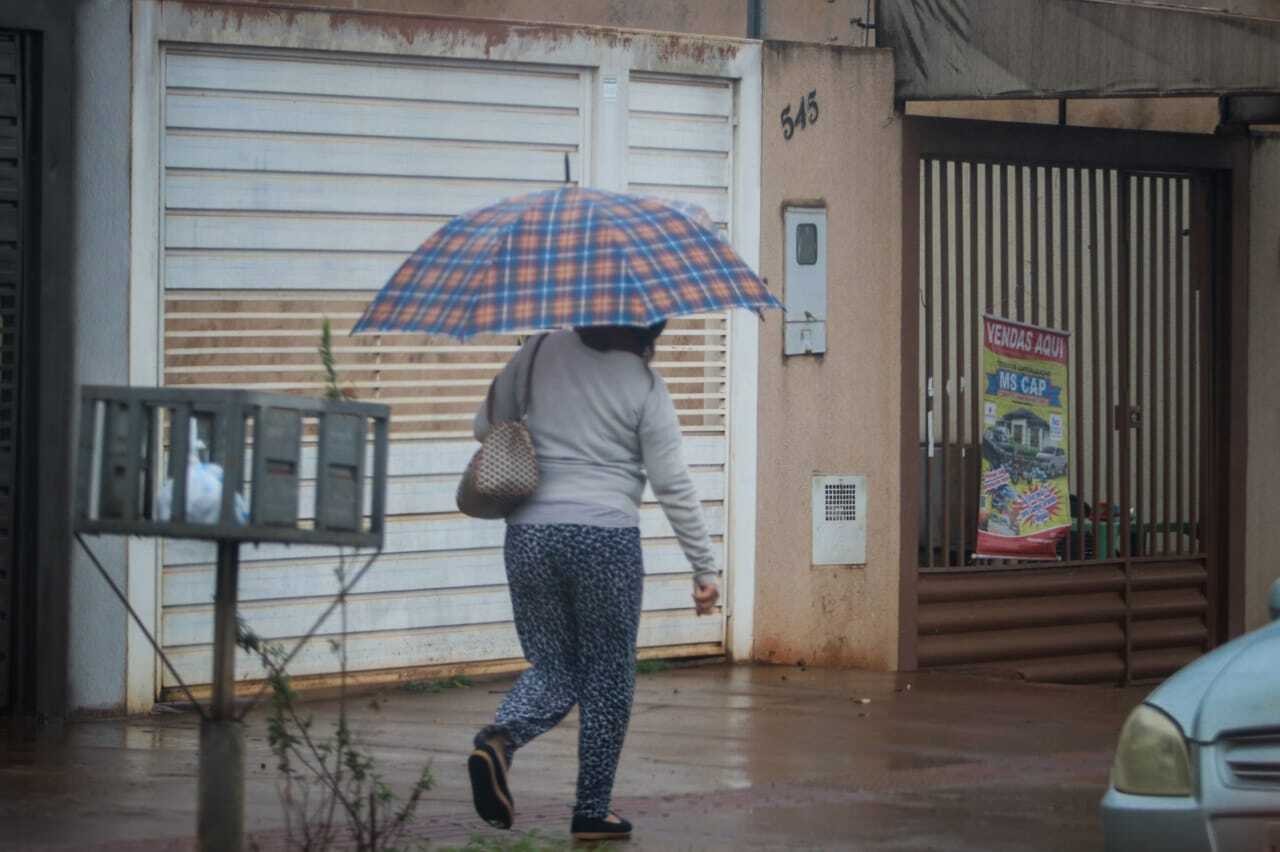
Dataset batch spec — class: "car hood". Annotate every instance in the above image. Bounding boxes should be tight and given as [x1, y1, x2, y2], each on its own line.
[1145, 619, 1280, 742]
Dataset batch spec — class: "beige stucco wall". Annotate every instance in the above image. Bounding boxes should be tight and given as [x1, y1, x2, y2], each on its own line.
[220, 0, 748, 36]
[216, 0, 869, 42]
[907, 97, 1220, 134]
[906, 99, 1060, 125]
[1246, 132, 1280, 631]
[757, 0, 872, 45]
[1068, 98, 1219, 134]
[753, 43, 902, 670]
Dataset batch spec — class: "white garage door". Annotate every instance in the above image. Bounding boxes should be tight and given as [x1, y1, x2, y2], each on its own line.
[157, 49, 735, 689]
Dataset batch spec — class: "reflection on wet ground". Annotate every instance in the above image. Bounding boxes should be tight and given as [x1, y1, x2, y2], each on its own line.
[1, 665, 1147, 850]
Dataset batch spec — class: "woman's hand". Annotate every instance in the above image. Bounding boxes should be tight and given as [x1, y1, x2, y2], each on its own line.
[692, 582, 720, 616]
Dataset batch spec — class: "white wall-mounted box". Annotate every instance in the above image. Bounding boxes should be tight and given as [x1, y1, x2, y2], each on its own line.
[784, 207, 827, 356]
[812, 474, 868, 565]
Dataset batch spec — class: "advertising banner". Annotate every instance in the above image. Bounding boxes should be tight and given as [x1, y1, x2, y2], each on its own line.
[977, 317, 1071, 560]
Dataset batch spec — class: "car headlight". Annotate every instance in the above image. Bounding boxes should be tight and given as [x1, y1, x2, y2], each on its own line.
[1111, 704, 1193, 796]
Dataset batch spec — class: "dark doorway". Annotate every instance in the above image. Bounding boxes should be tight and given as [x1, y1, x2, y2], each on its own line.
[0, 29, 36, 712]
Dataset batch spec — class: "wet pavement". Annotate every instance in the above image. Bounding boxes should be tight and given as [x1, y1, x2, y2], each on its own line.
[1, 664, 1148, 851]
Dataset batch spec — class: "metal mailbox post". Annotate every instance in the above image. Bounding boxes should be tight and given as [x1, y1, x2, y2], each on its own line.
[75, 387, 390, 852]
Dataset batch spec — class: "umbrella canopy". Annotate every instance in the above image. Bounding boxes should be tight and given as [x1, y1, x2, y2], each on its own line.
[352, 186, 781, 339]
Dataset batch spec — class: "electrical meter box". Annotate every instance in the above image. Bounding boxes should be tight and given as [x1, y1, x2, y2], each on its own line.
[784, 206, 827, 356]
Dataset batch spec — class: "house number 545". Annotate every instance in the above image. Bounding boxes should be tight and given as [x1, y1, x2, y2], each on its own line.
[781, 90, 819, 140]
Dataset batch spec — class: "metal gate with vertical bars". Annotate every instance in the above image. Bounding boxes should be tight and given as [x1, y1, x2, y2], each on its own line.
[903, 118, 1243, 684]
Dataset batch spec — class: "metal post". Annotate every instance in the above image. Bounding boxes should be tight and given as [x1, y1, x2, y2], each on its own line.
[199, 540, 244, 852]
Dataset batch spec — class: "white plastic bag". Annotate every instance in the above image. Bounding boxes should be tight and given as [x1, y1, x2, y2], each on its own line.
[156, 421, 249, 525]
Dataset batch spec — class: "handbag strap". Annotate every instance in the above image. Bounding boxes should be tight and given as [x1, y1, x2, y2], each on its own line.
[487, 332, 550, 425]
[521, 333, 550, 418]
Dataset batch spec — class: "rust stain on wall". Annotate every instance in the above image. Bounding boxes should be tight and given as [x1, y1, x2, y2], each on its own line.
[325, 11, 566, 52]
[652, 33, 741, 64]
[755, 633, 884, 669]
[166, 0, 307, 32]
[165, 0, 741, 63]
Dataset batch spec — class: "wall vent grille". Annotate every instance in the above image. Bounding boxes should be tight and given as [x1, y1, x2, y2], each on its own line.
[812, 475, 867, 566]
[825, 483, 858, 522]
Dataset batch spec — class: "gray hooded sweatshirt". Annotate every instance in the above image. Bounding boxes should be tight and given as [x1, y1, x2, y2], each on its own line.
[473, 330, 719, 587]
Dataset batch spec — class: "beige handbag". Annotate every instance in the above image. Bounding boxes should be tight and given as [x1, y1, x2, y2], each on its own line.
[456, 334, 549, 519]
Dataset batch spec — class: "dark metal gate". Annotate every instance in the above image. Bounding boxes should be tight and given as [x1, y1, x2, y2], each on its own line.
[902, 118, 1246, 684]
[0, 30, 27, 710]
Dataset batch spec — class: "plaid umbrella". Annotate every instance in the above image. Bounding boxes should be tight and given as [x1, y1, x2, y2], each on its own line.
[352, 186, 781, 338]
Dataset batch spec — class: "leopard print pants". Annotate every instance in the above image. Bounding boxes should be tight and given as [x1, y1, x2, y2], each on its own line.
[474, 523, 645, 819]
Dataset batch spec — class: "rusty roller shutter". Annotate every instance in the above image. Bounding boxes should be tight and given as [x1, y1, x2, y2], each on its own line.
[915, 156, 1215, 684]
[0, 30, 24, 710]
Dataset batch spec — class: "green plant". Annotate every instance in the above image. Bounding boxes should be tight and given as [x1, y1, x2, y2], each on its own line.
[636, 659, 672, 675]
[401, 675, 474, 695]
[434, 830, 583, 851]
[239, 557, 434, 851]
[240, 327, 432, 850]
[320, 318, 354, 401]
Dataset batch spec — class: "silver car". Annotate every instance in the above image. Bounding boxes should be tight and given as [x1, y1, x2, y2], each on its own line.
[1035, 445, 1068, 476]
[1101, 581, 1280, 851]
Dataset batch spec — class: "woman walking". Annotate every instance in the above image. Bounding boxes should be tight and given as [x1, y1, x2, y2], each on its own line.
[467, 322, 721, 842]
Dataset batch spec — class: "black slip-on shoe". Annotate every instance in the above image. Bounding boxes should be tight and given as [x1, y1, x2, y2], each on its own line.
[571, 813, 632, 841]
[467, 740, 513, 829]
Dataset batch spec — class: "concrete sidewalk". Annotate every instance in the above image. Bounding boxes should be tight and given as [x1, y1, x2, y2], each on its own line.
[1, 665, 1146, 851]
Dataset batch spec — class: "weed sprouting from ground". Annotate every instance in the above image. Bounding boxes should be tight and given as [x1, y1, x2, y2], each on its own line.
[635, 659, 672, 675]
[434, 830, 596, 851]
[239, 553, 434, 850]
[400, 675, 475, 695]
